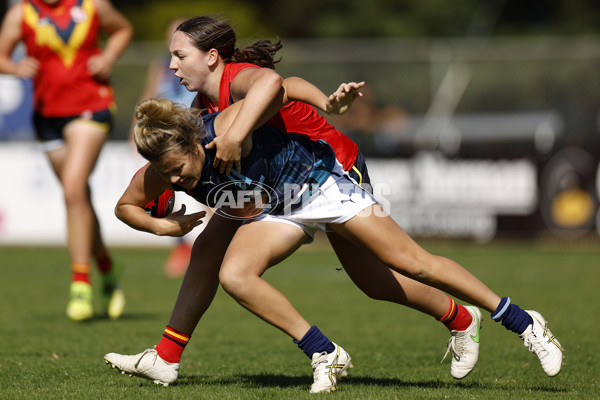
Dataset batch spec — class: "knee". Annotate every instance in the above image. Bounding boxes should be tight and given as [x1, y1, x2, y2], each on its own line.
[218, 263, 248, 297]
[62, 180, 89, 208]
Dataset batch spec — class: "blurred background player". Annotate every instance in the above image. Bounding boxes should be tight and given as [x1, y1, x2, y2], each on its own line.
[130, 18, 202, 278]
[0, 0, 133, 321]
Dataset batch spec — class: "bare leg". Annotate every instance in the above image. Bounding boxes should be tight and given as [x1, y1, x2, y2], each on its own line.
[331, 205, 501, 313]
[327, 232, 450, 318]
[46, 120, 108, 266]
[218, 221, 311, 340]
[168, 218, 459, 338]
[171, 222, 452, 336]
[90, 197, 108, 258]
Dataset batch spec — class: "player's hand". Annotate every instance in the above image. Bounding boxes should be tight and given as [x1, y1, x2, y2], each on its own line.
[325, 81, 365, 115]
[162, 204, 207, 236]
[15, 57, 39, 79]
[205, 134, 242, 175]
[87, 54, 113, 82]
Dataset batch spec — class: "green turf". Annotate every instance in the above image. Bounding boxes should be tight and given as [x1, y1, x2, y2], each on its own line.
[0, 239, 597, 399]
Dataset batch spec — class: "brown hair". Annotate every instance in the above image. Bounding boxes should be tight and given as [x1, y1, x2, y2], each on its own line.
[133, 98, 204, 163]
[176, 15, 283, 69]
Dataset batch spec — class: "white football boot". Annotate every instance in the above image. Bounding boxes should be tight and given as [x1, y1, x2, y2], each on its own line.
[104, 348, 179, 386]
[310, 342, 353, 393]
[520, 310, 564, 377]
[442, 306, 482, 379]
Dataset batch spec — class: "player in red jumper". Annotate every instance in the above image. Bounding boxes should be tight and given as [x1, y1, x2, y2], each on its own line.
[0, 0, 132, 321]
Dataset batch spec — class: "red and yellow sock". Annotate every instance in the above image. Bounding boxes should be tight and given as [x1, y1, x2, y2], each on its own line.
[440, 297, 473, 331]
[71, 263, 91, 284]
[155, 326, 191, 363]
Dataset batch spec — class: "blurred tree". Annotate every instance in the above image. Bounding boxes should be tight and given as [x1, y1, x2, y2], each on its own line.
[5, 0, 600, 39]
[117, 0, 274, 41]
[247, 0, 482, 37]
[257, 0, 600, 37]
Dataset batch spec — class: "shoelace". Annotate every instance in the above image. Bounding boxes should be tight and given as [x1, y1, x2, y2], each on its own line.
[312, 351, 338, 381]
[523, 331, 549, 358]
[312, 352, 327, 365]
[135, 349, 157, 369]
[312, 352, 329, 372]
[441, 333, 464, 363]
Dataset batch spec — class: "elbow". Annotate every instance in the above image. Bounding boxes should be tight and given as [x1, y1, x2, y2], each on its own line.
[114, 204, 125, 222]
[273, 73, 284, 87]
[264, 71, 283, 93]
[123, 25, 134, 42]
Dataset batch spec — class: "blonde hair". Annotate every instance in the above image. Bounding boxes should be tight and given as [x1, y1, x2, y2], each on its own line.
[133, 97, 204, 162]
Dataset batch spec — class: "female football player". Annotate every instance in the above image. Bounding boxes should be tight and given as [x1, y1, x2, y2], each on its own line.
[0, 0, 133, 321]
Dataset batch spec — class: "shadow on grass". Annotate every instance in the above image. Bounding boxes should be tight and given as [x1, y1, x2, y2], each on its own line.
[98, 312, 165, 321]
[175, 374, 567, 394]
[57, 311, 166, 324]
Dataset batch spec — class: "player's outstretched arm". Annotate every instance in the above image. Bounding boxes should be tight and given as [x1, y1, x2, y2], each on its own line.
[282, 77, 365, 115]
[325, 81, 365, 115]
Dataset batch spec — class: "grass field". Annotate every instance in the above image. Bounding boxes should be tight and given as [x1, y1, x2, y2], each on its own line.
[0, 238, 598, 399]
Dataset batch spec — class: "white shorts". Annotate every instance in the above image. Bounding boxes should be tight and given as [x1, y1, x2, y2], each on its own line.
[248, 164, 377, 242]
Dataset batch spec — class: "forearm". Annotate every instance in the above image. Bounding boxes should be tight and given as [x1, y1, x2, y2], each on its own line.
[115, 203, 170, 236]
[0, 56, 17, 75]
[227, 72, 283, 142]
[282, 76, 328, 112]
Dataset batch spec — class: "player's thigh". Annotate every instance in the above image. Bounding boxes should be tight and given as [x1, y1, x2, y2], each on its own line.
[45, 146, 68, 179]
[189, 212, 241, 276]
[222, 220, 308, 278]
[327, 231, 400, 289]
[330, 204, 433, 275]
[61, 119, 108, 185]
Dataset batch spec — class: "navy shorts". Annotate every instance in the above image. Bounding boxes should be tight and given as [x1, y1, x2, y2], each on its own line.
[33, 108, 113, 144]
[347, 150, 372, 193]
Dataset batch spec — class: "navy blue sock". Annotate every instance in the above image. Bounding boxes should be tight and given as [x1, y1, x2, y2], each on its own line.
[293, 326, 335, 359]
[491, 297, 533, 334]
[490, 297, 510, 321]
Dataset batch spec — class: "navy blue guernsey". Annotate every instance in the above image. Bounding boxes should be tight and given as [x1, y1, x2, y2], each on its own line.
[173, 112, 337, 217]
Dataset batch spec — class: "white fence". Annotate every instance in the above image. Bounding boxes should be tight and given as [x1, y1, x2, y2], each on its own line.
[0, 142, 549, 245]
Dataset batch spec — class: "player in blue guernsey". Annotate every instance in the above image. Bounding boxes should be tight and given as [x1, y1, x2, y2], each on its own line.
[173, 111, 338, 217]
[108, 95, 563, 393]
